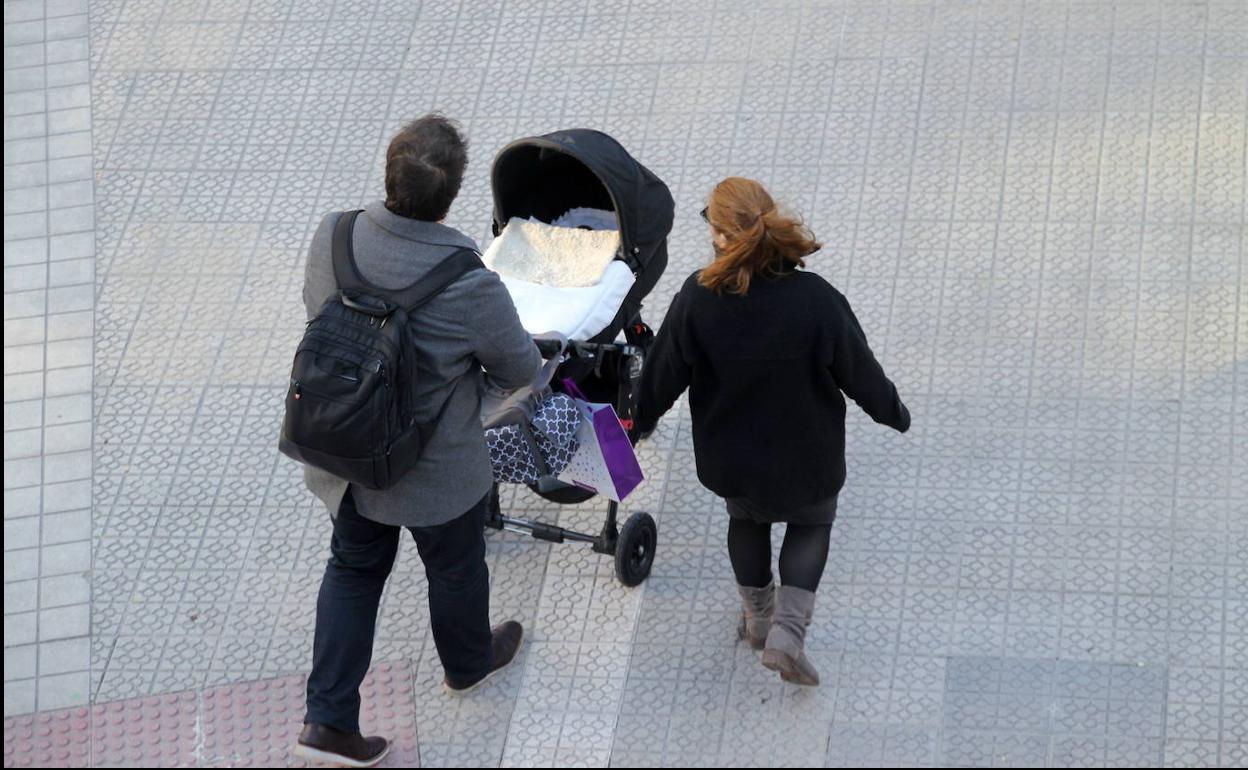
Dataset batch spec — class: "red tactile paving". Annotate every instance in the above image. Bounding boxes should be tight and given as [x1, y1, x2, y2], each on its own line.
[3, 707, 91, 768]
[357, 664, 420, 768]
[199, 673, 306, 766]
[92, 690, 199, 767]
[3, 662, 419, 768]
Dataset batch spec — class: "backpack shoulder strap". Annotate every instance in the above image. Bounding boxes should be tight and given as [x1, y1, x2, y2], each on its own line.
[331, 209, 367, 291]
[392, 247, 485, 312]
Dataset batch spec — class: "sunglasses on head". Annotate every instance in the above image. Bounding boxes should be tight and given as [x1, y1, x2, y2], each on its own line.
[699, 206, 709, 223]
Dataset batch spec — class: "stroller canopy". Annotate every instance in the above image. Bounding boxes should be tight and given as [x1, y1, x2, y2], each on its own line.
[490, 129, 675, 273]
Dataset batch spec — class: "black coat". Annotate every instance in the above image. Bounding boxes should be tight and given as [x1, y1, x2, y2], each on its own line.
[635, 268, 911, 511]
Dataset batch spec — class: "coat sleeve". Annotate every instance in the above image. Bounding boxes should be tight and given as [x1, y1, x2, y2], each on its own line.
[467, 270, 543, 392]
[303, 213, 336, 322]
[828, 290, 911, 433]
[634, 284, 694, 437]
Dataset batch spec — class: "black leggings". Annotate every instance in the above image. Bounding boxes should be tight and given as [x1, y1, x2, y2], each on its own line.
[727, 518, 831, 593]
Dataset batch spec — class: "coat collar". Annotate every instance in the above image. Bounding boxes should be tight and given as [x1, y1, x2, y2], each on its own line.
[363, 200, 480, 252]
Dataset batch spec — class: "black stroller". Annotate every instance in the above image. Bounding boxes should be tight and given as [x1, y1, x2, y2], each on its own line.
[483, 129, 675, 586]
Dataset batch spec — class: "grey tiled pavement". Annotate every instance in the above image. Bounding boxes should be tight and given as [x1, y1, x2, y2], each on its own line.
[4, 0, 1247, 766]
[4, 0, 95, 716]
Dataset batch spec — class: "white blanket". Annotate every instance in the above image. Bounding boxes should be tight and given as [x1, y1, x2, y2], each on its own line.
[483, 217, 620, 288]
[499, 261, 635, 341]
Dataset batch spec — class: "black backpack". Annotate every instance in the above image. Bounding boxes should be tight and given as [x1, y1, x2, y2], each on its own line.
[279, 209, 483, 490]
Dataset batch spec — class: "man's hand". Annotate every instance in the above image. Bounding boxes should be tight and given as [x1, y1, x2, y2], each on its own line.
[532, 331, 568, 360]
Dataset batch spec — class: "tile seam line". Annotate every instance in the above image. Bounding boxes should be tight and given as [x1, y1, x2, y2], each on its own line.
[882, 3, 937, 724]
[603, 0, 769, 761]
[492, 0, 599, 762]
[174, 0, 305, 691]
[983, 0, 1030, 711]
[240, 0, 379, 690]
[927, 0, 987, 758]
[87, 0, 147, 708]
[24, 0, 52, 716]
[1054, 0, 1114, 698]
[1172, 3, 1221, 761]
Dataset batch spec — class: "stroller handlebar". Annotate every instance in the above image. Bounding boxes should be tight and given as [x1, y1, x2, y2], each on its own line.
[533, 334, 567, 360]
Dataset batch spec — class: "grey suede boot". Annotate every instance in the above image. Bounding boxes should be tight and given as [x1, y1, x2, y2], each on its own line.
[736, 580, 775, 650]
[761, 585, 819, 686]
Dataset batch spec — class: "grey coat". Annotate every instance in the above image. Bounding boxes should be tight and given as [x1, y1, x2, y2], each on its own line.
[301, 201, 541, 527]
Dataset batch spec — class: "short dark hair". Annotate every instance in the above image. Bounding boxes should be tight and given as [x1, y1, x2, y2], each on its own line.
[384, 114, 468, 221]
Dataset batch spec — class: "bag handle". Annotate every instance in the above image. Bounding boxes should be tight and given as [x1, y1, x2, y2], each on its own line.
[531, 332, 569, 389]
[517, 421, 551, 478]
[561, 376, 588, 401]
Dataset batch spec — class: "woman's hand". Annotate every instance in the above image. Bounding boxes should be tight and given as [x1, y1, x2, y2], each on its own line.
[627, 420, 654, 445]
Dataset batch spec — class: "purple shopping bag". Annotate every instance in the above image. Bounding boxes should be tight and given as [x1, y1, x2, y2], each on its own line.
[556, 380, 644, 501]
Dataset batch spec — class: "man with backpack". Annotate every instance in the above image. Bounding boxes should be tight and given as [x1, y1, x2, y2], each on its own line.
[285, 115, 540, 767]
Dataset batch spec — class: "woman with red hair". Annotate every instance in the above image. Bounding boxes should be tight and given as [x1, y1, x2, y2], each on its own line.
[634, 177, 911, 686]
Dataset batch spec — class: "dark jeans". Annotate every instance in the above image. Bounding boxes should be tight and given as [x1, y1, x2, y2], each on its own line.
[304, 490, 493, 733]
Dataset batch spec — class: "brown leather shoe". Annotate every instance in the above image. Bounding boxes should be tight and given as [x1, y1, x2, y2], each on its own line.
[444, 620, 524, 694]
[293, 723, 389, 768]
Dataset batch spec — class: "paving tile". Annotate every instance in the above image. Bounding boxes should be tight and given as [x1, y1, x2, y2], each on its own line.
[2, 681, 37, 720]
[38, 603, 89, 641]
[4, 610, 38, 648]
[41, 448, 90, 483]
[3, 548, 40, 584]
[47, 231, 93, 261]
[40, 478, 89, 513]
[38, 571, 90, 608]
[37, 636, 89, 677]
[3, 644, 37, 683]
[36, 671, 90, 711]
[41, 421, 90, 455]
[44, 15, 88, 42]
[4, 515, 41, 550]
[42, 366, 90, 397]
[4, 576, 39, 611]
[3, 238, 49, 267]
[44, 61, 88, 89]
[3, 2, 45, 24]
[38, 538, 90, 576]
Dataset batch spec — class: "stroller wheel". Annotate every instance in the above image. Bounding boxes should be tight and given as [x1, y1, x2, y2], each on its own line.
[615, 512, 657, 587]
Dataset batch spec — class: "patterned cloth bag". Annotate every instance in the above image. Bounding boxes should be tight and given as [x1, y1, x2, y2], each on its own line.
[485, 393, 580, 484]
[482, 335, 579, 485]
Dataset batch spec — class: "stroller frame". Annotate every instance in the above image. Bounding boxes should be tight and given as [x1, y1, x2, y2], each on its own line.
[484, 128, 673, 586]
[485, 333, 658, 586]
